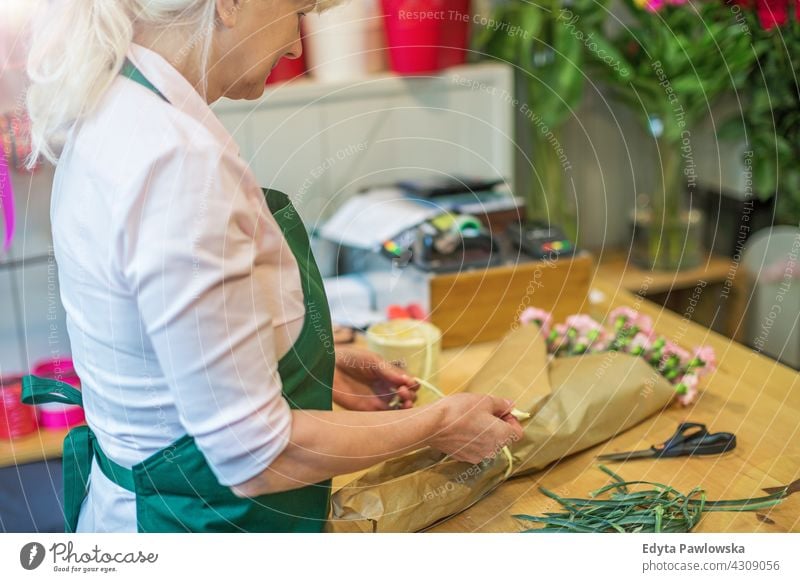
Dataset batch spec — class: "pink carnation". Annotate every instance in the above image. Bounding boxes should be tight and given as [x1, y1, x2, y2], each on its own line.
[589, 330, 613, 352]
[677, 374, 700, 406]
[662, 341, 691, 364]
[610, 306, 638, 323]
[635, 314, 653, 334]
[575, 333, 599, 347]
[548, 325, 570, 353]
[565, 314, 602, 335]
[519, 307, 553, 334]
[609, 306, 652, 333]
[692, 346, 717, 375]
[629, 332, 653, 353]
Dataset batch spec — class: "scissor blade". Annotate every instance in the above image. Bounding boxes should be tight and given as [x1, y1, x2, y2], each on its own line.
[762, 478, 800, 497]
[597, 449, 657, 462]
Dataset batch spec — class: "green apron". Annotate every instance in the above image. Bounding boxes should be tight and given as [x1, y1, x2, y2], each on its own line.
[20, 62, 335, 533]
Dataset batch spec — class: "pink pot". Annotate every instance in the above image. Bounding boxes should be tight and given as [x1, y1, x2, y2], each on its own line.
[382, 0, 471, 75]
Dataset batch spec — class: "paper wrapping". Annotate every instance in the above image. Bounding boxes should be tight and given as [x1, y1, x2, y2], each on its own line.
[329, 324, 675, 532]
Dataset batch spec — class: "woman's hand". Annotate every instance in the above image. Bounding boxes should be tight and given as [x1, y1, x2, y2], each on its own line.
[428, 394, 524, 464]
[233, 384, 524, 497]
[333, 347, 420, 411]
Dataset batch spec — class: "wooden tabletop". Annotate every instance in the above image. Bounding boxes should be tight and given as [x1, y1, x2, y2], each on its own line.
[0, 427, 69, 468]
[405, 278, 799, 532]
[5, 274, 798, 532]
[594, 251, 733, 294]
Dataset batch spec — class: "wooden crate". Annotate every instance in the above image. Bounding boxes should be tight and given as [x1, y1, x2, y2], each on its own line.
[429, 253, 593, 348]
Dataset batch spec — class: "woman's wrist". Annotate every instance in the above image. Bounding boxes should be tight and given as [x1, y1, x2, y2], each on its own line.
[416, 399, 447, 450]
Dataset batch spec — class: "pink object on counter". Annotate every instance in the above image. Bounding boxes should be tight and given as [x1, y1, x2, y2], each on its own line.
[0, 375, 37, 440]
[31, 358, 85, 430]
[32, 358, 79, 380]
[37, 405, 85, 429]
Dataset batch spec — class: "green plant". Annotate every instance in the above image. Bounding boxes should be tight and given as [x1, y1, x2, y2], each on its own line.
[581, 0, 757, 267]
[475, 0, 608, 242]
[720, 7, 800, 225]
[514, 465, 788, 532]
[588, 1, 754, 139]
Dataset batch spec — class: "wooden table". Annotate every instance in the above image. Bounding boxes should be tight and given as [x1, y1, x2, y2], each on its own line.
[593, 251, 734, 295]
[5, 278, 798, 532]
[332, 278, 800, 532]
[594, 251, 740, 337]
[0, 427, 69, 469]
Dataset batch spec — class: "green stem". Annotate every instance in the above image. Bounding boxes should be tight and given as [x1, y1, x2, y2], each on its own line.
[528, 126, 577, 243]
[651, 138, 683, 269]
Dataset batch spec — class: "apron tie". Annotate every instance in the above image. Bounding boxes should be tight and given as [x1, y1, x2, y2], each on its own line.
[21, 375, 135, 532]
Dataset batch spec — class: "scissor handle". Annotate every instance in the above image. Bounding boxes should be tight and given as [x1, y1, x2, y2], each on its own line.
[654, 422, 737, 458]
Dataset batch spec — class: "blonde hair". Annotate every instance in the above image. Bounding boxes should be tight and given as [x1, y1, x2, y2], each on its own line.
[26, 0, 345, 167]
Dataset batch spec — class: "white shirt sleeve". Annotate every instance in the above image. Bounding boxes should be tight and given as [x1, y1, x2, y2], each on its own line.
[120, 139, 293, 487]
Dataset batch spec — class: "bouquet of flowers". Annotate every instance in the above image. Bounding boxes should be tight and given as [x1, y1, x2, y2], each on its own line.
[520, 306, 716, 405]
[330, 322, 677, 532]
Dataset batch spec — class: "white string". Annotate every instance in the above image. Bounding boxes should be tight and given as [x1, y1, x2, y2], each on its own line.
[413, 376, 529, 480]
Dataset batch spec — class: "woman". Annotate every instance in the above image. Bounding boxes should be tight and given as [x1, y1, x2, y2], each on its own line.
[23, 0, 523, 533]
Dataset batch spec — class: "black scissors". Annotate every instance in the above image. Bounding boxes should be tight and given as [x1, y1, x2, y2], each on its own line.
[598, 422, 737, 462]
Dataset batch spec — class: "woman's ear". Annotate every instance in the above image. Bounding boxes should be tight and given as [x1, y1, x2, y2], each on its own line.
[215, 0, 242, 29]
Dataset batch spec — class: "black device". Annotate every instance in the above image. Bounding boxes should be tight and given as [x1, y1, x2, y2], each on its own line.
[396, 176, 505, 198]
[381, 213, 500, 273]
[507, 221, 575, 260]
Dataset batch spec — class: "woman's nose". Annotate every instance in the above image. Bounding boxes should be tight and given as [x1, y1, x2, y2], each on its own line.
[284, 36, 303, 60]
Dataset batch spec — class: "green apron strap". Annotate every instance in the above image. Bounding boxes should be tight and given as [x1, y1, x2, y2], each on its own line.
[92, 436, 136, 493]
[21, 375, 83, 407]
[20, 374, 135, 531]
[121, 58, 169, 103]
[62, 425, 93, 533]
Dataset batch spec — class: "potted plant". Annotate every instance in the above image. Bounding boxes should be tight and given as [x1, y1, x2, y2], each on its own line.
[720, 0, 800, 226]
[475, 0, 606, 244]
[381, 0, 472, 74]
[582, 0, 756, 269]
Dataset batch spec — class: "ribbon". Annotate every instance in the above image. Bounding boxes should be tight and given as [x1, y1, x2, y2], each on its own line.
[0, 137, 14, 252]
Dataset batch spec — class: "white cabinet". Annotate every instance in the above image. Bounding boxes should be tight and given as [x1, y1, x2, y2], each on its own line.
[212, 63, 514, 227]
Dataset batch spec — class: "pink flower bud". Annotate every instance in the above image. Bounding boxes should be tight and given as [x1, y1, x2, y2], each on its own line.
[630, 332, 652, 352]
[662, 341, 691, 365]
[691, 346, 717, 374]
[675, 373, 700, 406]
[565, 314, 602, 335]
[519, 307, 553, 334]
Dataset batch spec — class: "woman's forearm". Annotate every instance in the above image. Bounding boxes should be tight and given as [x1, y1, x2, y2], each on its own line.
[231, 404, 444, 497]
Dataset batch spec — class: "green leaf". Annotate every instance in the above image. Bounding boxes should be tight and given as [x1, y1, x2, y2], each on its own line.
[753, 151, 777, 197]
[717, 117, 747, 142]
[515, 467, 788, 533]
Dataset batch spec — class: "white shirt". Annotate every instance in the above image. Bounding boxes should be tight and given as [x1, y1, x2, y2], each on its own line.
[52, 44, 305, 532]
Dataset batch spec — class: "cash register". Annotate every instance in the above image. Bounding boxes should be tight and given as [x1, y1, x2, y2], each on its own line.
[381, 212, 500, 273]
